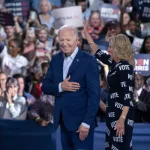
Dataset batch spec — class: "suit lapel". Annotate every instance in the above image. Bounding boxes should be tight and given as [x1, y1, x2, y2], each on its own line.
[58, 52, 64, 81]
[67, 49, 82, 77]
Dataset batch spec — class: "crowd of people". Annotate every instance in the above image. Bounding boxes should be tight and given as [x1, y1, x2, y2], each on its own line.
[0, 0, 150, 149]
[0, 0, 149, 139]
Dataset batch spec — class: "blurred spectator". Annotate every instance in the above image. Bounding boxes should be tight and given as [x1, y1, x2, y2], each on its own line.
[0, 25, 6, 42]
[4, 26, 15, 42]
[3, 78, 27, 120]
[4, 17, 23, 45]
[1, 39, 28, 77]
[41, 62, 49, 77]
[36, 26, 52, 52]
[77, 33, 83, 49]
[75, 0, 90, 20]
[23, 28, 36, 62]
[0, 0, 4, 6]
[98, 61, 109, 122]
[99, 20, 120, 42]
[31, 0, 62, 12]
[39, 0, 55, 31]
[140, 36, 150, 54]
[26, 10, 41, 31]
[126, 20, 142, 38]
[145, 77, 150, 92]
[30, 70, 43, 99]
[28, 94, 55, 126]
[112, 0, 120, 5]
[123, 12, 131, 26]
[134, 73, 150, 123]
[87, 10, 103, 40]
[13, 74, 36, 106]
[0, 72, 7, 97]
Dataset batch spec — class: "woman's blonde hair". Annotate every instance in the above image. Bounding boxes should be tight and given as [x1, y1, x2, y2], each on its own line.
[109, 34, 135, 67]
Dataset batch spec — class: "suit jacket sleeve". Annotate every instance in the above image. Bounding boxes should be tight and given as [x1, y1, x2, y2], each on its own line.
[41, 57, 60, 96]
[83, 57, 100, 126]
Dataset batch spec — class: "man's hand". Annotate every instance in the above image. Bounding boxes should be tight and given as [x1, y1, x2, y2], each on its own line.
[76, 125, 89, 141]
[61, 76, 80, 92]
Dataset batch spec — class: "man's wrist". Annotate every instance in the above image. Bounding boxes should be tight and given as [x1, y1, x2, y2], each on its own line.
[58, 82, 63, 92]
[81, 122, 90, 129]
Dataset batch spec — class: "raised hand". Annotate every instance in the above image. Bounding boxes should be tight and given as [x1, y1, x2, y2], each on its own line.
[82, 20, 89, 39]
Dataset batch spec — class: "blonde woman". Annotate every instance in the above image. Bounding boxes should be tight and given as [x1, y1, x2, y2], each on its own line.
[84, 22, 135, 150]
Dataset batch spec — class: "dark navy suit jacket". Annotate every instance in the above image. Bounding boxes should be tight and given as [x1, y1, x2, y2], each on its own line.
[41, 49, 100, 131]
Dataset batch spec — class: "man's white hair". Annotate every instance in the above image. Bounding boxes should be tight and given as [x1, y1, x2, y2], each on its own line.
[58, 25, 79, 38]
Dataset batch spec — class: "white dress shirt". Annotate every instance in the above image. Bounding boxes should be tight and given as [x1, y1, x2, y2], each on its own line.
[137, 87, 143, 97]
[58, 47, 90, 129]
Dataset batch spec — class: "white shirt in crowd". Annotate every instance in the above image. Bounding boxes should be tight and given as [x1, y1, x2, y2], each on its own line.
[0, 46, 28, 77]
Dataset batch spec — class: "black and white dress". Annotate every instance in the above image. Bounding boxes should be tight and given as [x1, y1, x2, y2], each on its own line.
[95, 49, 135, 150]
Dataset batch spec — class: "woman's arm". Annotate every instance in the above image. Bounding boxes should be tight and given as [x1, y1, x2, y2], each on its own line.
[83, 21, 114, 66]
[14, 16, 22, 34]
[83, 21, 99, 54]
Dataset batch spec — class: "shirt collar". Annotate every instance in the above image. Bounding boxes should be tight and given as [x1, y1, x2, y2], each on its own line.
[64, 47, 79, 60]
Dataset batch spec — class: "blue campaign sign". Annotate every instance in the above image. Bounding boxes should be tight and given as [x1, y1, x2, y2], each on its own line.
[5, 0, 30, 17]
[132, 0, 150, 22]
[134, 54, 150, 76]
[99, 3, 120, 24]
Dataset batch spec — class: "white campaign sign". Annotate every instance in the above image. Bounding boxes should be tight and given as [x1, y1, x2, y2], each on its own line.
[53, 6, 83, 29]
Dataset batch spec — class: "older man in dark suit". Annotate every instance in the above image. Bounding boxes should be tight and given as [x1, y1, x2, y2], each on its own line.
[42, 25, 100, 150]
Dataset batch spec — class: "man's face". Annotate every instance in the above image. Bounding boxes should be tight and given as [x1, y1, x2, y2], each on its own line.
[0, 73, 7, 90]
[128, 21, 136, 34]
[107, 25, 117, 37]
[5, 26, 15, 38]
[134, 74, 144, 90]
[18, 77, 25, 93]
[9, 41, 20, 57]
[78, 1, 86, 12]
[59, 29, 78, 56]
